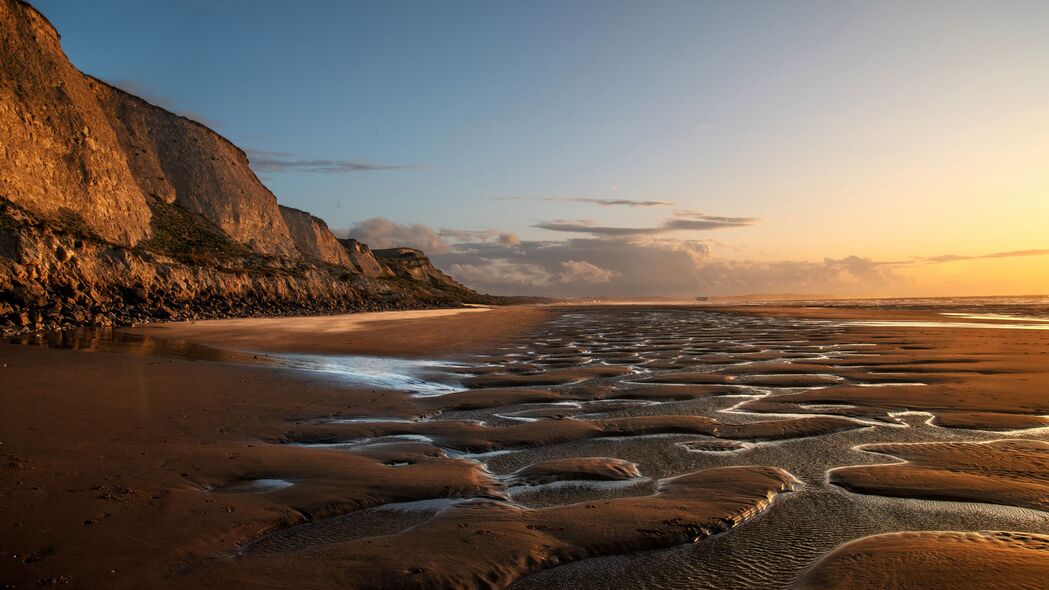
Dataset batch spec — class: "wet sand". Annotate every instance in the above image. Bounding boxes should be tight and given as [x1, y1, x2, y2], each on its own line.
[1, 306, 548, 588]
[121, 306, 550, 357]
[189, 466, 799, 589]
[795, 531, 1049, 590]
[3, 302, 1049, 588]
[829, 440, 1049, 511]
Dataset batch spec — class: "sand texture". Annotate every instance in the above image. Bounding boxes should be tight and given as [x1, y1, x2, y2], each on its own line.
[4, 302, 1049, 588]
[796, 531, 1049, 590]
[829, 440, 1049, 511]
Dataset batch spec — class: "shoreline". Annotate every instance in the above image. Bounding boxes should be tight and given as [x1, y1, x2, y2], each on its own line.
[0, 304, 554, 588]
[120, 305, 555, 358]
[3, 303, 1047, 588]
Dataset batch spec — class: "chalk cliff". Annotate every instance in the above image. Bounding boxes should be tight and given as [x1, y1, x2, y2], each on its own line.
[0, 0, 498, 333]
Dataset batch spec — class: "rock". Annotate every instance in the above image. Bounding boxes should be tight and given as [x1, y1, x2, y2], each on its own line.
[0, 0, 510, 337]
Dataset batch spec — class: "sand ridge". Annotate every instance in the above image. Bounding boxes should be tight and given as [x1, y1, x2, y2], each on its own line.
[828, 439, 1049, 511]
[795, 530, 1049, 589]
[186, 466, 800, 589]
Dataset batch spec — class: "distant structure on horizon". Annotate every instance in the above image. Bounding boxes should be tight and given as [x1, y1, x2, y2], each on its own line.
[696, 296, 709, 302]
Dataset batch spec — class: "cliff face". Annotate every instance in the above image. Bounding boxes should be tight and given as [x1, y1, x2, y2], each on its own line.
[97, 83, 298, 256]
[375, 248, 470, 288]
[0, 0, 497, 333]
[279, 205, 355, 267]
[0, 0, 301, 256]
[338, 238, 392, 278]
[0, 0, 152, 246]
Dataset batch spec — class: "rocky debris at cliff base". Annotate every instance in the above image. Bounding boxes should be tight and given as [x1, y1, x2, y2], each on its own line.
[0, 198, 504, 335]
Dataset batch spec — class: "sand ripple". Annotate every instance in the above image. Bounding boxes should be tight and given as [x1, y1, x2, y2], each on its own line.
[796, 530, 1049, 589]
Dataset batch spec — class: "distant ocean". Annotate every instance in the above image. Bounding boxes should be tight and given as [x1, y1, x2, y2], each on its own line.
[742, 295, 1049, 320]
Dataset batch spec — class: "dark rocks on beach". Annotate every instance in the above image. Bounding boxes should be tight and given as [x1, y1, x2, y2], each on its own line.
[0, 198, 508, 335]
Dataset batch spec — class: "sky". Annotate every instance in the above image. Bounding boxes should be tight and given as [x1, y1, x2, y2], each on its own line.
[32, 0, 1049, 297]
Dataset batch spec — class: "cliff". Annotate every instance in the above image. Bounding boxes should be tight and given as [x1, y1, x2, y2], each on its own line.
[0, 0, 152, 247]
[0, 0, 499, 334]
[279, 205, 358, 269]
[339, 238, 394, 277]
[375, 248, 471, 288]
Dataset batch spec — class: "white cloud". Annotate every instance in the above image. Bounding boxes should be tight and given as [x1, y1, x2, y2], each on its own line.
[438, 228, 521, 246]
[447, 261, 553, 287]
[557, 260, 619, 284]
[342, 218, 451, 253]
[341, 219, 911, 298]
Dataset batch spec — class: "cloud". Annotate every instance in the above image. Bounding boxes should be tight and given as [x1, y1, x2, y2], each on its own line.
[533, 211, 758, 238]
[245, 149, 415, 174]
[533, 221, 654, 237]
[438, 228, 521, 246]
[430, 230, 904, 298]
[499, 233, 523, 246]
[661, 211, 760, 231]
[342, 218, 451, 253]
[447, 261, 552, 287]
[104, 77, 222, 128]
[495, 196, 675, 207]
[447, 257, 620, 287]
[341, 219, 523, 254]
[342, 219, 910, 298]
[918, 248, 1049, 263]
[557, 260, 619, 284]
[632, 237, 712, 264]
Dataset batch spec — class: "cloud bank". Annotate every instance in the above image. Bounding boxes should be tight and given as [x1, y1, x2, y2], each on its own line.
[434, 238, 904, 297]
[342, 214, 1048, 298]
[342, 217, 908, 298]
[341, 218, 452, 254]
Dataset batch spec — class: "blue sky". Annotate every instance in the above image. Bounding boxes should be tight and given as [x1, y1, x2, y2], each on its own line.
[32, 0, 1049, 296]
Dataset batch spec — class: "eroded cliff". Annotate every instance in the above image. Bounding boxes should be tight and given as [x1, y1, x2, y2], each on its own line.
[0, 0, 497, 333]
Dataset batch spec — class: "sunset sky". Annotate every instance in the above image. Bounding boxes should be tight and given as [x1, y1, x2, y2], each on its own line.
[34, 0, 1049, 297]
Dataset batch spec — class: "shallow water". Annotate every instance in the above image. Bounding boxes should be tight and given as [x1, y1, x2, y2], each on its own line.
[261, 305, 1046, 587]
[273, 353, 465, 395]
[7, 328, 465, 395]
[211, 478, 294, 494]
[846, 319, 1049, 330]
[941, 311, 1049, 323]
[8, 327, 274, 365]
[741, 295, 1049, 320]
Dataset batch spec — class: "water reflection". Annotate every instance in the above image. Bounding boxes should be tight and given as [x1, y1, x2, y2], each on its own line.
[8, 327, 276, 365]
[7, 328, 465, 395]
[274, 354, 465, 396]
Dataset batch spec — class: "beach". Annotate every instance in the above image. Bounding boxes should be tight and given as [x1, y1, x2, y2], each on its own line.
[5, 1, 1048, 587]
[2, 302, 1048, 588]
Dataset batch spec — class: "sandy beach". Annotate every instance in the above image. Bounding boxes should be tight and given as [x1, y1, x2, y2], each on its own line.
[3, 303, 1048, 588]
[1, 306, 550, 587]
[121, 306, 552, 357]
[5, 1, 1048, 587]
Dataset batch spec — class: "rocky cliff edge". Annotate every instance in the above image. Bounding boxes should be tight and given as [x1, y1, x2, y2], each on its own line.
[0, 0, 503, 334]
